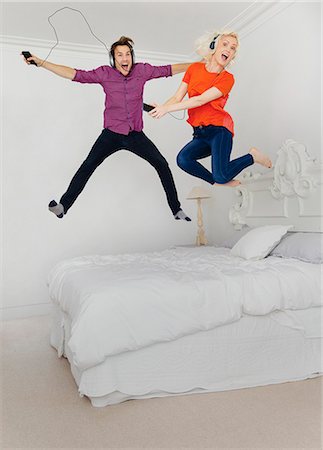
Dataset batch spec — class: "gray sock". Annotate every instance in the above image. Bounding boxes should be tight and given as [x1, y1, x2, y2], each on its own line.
[174, 209, 191, 221]
[48, 200, 64, 218]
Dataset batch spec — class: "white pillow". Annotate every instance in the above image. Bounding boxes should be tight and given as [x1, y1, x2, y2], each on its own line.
[220, 226, 252, 249]
[230, 225, 293, 260]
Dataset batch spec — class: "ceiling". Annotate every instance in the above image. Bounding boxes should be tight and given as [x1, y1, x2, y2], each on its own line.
[2, 2, 254, 56]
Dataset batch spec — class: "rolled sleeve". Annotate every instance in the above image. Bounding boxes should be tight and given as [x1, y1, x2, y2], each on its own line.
[140, 63, 172, 81]
[72, 66, 111, 84]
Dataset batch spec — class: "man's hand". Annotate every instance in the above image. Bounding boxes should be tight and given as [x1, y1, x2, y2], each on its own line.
[21, 53, 42, 67]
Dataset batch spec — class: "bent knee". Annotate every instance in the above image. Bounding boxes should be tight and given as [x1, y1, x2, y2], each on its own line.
[154, 157, 169, 170]
[212, 173, 230, 184]
[81, 158, 102, 170]
[177, 153, 190, 168]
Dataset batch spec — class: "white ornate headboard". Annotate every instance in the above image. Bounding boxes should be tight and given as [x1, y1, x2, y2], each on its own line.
[229, 140, 323, 232]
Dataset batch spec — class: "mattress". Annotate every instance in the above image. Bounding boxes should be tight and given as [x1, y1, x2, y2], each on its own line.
[51, 304, 322, 407]
[48, 246, 322, 372]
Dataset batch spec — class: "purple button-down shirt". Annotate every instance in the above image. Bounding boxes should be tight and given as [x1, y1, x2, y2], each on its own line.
[72, 63, 172, 135]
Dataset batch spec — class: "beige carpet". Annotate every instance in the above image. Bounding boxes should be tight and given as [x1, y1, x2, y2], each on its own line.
[1, 315, 322, 449]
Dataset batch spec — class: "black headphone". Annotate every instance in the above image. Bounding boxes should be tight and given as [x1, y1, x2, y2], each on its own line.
[109, 45, 135, 68]
[209, 34, 220, 50]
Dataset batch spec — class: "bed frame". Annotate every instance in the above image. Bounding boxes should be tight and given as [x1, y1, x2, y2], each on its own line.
[229, 139, 323, 232]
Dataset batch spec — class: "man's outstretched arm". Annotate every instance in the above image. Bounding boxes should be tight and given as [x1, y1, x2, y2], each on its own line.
[22, 53, 76, 80]
[171, 63, 193, 75]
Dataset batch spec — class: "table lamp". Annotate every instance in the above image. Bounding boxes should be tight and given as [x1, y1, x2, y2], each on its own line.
[187, 186, 211, 246]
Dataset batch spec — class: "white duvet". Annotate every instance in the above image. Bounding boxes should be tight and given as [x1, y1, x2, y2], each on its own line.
[48, 246, 322, 370]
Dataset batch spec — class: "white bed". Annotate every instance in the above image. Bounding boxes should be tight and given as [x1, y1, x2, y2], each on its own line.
[49, 140, 323, 407]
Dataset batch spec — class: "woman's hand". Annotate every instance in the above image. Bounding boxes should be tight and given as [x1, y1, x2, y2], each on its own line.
[149, 103, 169, 119]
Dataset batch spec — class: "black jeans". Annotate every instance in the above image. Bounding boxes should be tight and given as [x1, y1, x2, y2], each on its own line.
[60, 129, 181, 215]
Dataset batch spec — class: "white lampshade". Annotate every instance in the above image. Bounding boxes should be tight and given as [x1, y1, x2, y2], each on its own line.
[187, 186, 212, 200]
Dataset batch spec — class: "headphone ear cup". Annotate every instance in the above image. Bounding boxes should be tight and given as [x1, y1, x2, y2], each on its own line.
[109, 51, 115, 67]
[209, 35, 219, 51]
[109, 47, 134, 67]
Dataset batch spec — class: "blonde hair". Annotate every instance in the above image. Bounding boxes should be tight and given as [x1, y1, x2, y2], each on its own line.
[195, 30, 240, 61]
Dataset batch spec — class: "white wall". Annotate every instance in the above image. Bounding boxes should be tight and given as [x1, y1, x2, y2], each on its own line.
[1, 1, 321, 318]
[210, 1, 322, 244]
[1, 42, 202, 319]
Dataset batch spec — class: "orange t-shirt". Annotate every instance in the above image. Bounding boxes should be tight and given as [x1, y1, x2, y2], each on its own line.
[183, 62, 235, 135]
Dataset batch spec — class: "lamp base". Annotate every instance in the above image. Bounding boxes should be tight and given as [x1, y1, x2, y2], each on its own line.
[196, 231, 207, 246]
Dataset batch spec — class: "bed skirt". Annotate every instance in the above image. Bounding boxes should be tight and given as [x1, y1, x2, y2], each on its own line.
[51, 304, 322, 407]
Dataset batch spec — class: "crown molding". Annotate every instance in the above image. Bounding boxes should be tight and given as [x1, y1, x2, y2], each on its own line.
[231, 1, 296, 39]
[0, 2, 297, 62]
[0, 35, 188, 63]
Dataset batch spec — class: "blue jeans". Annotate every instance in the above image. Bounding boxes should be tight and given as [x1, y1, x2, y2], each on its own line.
[177, 125, 254, 184]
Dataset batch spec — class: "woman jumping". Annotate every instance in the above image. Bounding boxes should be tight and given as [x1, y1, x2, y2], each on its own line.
[149, 31, 272, 187]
